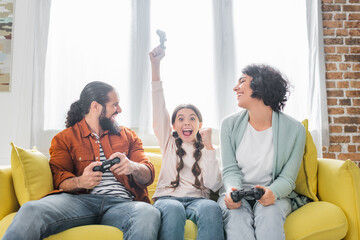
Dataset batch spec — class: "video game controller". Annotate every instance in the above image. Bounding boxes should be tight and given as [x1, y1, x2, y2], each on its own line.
[93, 157, 120, 173]
[156, 29, 167, 49]
[230, 188, 265, 203]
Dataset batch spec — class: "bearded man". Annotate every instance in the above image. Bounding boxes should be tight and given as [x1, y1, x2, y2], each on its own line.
[3, 81, 160, 240]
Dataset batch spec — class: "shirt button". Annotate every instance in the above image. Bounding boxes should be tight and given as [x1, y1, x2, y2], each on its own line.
[96, 157, 99, 160]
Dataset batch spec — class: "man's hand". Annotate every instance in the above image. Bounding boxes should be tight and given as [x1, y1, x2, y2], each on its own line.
[256, 185, 275, 206]
[78, 162, 103, 189]
[199, 128, 214, 150]
[224, 187, 242, 209]
[109, 152, 136, 176]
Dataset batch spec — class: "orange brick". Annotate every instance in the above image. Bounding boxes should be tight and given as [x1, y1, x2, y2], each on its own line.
[323, 20, 343, 28]
[336, 29, 349, 36]
[327, 90, 344, 97]
[344, 55, 360, 62]
[354, 99, 360, 106]
[345, 21, 360, 28]
[334, 117, 360, 124]
[330, 125, 343, 133]
[324, 38, 344, 45]
[326, 72, 343, 79]
[322, 0, 333, 3]
[339, 99, 351, 105]
[323, 153, 336, 159]
[349, 14, 360, 20]
[326, 63, 337, 70]
[329, 144, 342, 152]
[353, 64, 360, 71]
[328, 107, 345, 114]
[328, 98, 338, 105]
[337, 81, 349, 88]
[353, 136, 360, 143]
[350, 0, 360, 3]
[326, 81, 336, 88]
[326, 55, 343, 62]
[337, 46, 349, 53]
[344, 72, 360, 79]
[351, 47, 360, 53]
[346, 90, 360, 97]
[323, 29, 335, 36]
[322, 4, 341, 11]
[346, 38, 360, 45]
[351, 80, 360, 87]
[348, 145, 357, 152]
[334, 13, 347, 20]
[343, 5, 360, 11]
[330, 136, 351, 143]
[345, 125, 358, 132]
[339, 63, 351, 70]
[338, 153, 360, 161]
[325, 46, 336, 53]
[347, 108, 360, 115]
[323, 13, 333, 20]
[349, 30, 360, 36]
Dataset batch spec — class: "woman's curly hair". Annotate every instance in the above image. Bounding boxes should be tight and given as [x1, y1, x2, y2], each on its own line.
[242, 64, 290, 112]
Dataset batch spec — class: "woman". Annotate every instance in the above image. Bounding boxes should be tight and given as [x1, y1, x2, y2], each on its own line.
[218, 64, 306, 240]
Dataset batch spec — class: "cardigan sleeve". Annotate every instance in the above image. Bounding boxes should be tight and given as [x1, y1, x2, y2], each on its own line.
[220, 116, 243, 193]
[268, 120, 306, 199]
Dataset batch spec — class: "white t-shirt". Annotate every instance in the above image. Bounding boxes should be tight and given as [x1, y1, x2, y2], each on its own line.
[236, 122, 274, 190]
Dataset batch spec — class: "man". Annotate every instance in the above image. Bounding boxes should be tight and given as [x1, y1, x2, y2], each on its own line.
[3, 81, 161, 240]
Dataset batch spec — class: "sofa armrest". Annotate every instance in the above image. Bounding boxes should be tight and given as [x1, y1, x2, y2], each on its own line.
[317, 158, 360, 240]
[0, 166, 20, 220]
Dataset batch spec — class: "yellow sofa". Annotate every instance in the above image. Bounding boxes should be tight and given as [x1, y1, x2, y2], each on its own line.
[0, 145, 359, 240]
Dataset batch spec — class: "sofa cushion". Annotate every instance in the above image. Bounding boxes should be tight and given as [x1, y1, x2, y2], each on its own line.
[284, 201, 348, 240]
[294, 120, 318, 201]
[10, 142, 53, 206]
[146, 152, 163, 204]
[318, 159, 360, 240]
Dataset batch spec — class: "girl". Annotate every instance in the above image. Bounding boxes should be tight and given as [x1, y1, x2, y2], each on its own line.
[149, 46, 224, 240]
[218, 64, 306, 240]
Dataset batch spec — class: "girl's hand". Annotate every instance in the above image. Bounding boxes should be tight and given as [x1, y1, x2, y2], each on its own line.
[149, 46, 165, 65]
[256, 185, 276, 206]
[224, 187, 242, 209]
[199, 128, 214, 150]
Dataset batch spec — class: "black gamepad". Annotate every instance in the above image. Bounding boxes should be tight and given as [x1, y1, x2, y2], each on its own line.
[231, 188, 264, 202]
[93, 157, 120, 173]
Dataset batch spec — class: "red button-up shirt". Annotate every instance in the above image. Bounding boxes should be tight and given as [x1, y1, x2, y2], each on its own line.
[49, 118, 154, 203]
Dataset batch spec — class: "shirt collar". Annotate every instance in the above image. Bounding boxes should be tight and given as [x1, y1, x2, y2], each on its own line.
[78, 118, 110, 138]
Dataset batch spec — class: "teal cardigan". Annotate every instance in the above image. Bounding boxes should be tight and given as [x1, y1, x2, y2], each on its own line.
[220, 110, 306, 199]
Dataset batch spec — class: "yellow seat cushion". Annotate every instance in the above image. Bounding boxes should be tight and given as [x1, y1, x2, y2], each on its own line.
[284, 201, 348, 240]
[46, 225, 123, 240]
[294, 120, 318, 201]
[146, 152, 163, 204]
[10, 142, 53, 206]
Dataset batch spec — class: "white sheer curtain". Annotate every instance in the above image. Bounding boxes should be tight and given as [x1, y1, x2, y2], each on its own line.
[30, 0, 328, 156]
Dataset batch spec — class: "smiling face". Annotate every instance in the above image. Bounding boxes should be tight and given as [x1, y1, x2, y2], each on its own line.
[233, 74, 254, 109]
[172, 108, 202, 143]
[99, 90, 122, 134]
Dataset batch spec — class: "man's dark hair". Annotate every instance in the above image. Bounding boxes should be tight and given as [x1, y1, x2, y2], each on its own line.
[65, 81, 114, 128]
[242, 64, 290, 112]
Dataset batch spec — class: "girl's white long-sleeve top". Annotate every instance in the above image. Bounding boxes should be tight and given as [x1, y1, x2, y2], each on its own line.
[151, 81, 222, 200]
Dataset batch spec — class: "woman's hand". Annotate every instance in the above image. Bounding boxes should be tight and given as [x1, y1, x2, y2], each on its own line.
[224, 188, 242, 209]
[256, 185, 276, 206]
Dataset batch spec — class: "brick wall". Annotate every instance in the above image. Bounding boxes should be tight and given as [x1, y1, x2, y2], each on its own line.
[321, 0, 360, 166]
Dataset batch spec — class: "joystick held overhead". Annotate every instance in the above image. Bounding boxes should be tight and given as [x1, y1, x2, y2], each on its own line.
[156, 29, 167, 49]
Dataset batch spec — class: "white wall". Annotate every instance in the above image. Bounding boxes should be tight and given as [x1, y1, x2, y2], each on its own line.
[0, 0, 36, 166]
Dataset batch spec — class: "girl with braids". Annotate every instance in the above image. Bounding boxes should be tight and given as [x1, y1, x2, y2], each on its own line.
[149, 46, 224, 240]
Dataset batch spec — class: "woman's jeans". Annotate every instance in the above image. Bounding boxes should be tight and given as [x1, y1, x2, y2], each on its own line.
[2, 193, 161, 240]
[217, 194, 291, 240]
[154, 196, 224, 240]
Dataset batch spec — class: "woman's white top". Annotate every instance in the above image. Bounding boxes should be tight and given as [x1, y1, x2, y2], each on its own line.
[236, 123, 274, 190]
[152, 81, 222, 200]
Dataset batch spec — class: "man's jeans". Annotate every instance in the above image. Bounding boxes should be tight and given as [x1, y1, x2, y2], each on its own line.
[2, 193, 161, 240]
[218, 194, 291, 240]
[154, 196, 224, 240]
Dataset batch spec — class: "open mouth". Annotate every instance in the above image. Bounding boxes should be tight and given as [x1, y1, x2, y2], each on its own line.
[182, 129, 193, 137]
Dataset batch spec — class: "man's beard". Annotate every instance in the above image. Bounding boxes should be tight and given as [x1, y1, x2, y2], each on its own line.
[99, 109, 120, 135]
